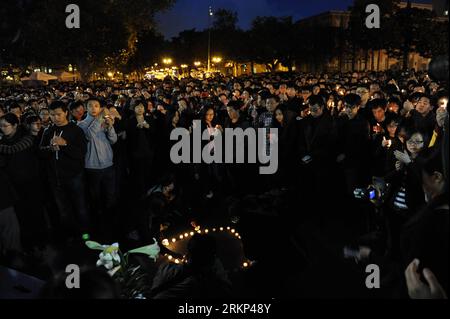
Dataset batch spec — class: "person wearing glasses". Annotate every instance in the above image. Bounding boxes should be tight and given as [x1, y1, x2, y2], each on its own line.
[382, 128, 429, 259]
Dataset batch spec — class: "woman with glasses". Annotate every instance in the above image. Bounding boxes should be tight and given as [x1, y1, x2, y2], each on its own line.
[383, 127, 430, 259]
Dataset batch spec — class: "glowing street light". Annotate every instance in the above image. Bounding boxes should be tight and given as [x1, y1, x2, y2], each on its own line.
[194, 61, 202, 67]
[212, 57, 222, 63]
[163, 58, 173, 65]
[107, 71, 114, 78]
[181, 64, 188, 68]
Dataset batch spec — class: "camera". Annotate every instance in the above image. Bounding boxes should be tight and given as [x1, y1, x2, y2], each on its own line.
[354, 186, 377, 201]
[353, 177, 390, 206]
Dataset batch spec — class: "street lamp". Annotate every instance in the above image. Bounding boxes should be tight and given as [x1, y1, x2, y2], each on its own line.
[208, 6, 213, 72]
[163, 58, 172, 65]
[194, 61, 202, 67]
[212, 57, 222, 63]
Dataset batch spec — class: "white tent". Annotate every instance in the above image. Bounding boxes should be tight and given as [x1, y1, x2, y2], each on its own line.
[55, 71, 81, 82]
[21, 72, 57, 83]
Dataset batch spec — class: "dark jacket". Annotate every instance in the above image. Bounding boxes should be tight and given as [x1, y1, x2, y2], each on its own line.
[410, 109, 436, 138]
[125, 116, 156, 160]
[400, 193, 449, 294]
[297, 111, 338, 166]
[0, 128, 39, 185]
[150, 261, 232, 299]
[0, 168, 17, 210]
[337, 114, 371, 170]
[39, 122, 87, 181]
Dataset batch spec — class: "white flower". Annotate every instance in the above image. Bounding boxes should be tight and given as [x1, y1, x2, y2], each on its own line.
[96, 243, 121, 270]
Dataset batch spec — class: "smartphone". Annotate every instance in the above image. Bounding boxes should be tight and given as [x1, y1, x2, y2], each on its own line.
[302, 155, 312, 164]
[343, 246, 360, 259]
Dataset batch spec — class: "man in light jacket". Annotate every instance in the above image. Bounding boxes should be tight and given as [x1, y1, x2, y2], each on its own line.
[78, 98, 117, 238]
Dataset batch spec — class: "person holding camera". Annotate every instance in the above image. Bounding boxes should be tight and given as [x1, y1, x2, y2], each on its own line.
[296, 95, 338, 214]
[125, 99, 157, 199]
[78, 98, 118, 240]
[39, 101, 89, 242]
[335, 93, 371, 196]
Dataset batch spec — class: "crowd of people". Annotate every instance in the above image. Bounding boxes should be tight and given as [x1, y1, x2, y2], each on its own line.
[0, 69, 448, 299]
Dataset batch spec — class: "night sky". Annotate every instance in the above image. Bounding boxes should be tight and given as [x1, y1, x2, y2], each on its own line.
[156, 0, 433, 39]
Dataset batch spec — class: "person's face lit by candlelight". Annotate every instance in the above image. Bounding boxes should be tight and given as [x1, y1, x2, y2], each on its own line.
[415, 96, 432, 116]
[275, 108, 284, 125]
[134, 104, 145, 117]
[387, 121, 399, 138]
[438, 97, 448, 110]
[205, 108, 214, 125]
[388, 101, 400, 114]
[372, 105, 386, 123]
[406, 132, 425, 155]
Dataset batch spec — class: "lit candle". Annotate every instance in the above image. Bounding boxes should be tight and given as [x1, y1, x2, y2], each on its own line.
[175, 259, 180, 264]
[171, 238, 176, 243]
[179, 235, 184, 239]
[212, 228, 216, 232]
[243, 262, 249, 268]
[220, 227, 224, 231]
[162, 239, 169, 246]
[184, 233, 189, 237]
[190, 232, 194, 236]
[205, 229, 209, 233]
[227, 227, 231, 230]
[231, 229, 235, 233]
[168, 255, 173, 260]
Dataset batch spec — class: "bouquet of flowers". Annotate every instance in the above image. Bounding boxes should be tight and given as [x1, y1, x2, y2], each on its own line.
[85, 239, 160, 299]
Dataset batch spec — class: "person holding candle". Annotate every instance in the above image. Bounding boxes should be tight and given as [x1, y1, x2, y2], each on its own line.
[39, 101, 89, 242]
